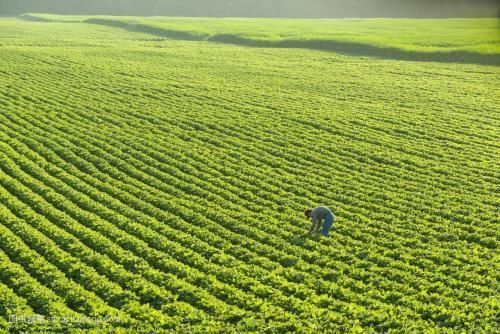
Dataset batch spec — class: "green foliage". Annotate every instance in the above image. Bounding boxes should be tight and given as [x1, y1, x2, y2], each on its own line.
[27, 14, 500, 64]
[0, 16, 498, 333]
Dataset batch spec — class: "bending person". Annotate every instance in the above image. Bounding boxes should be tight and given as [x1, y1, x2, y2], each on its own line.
[304, 206, 335, 237]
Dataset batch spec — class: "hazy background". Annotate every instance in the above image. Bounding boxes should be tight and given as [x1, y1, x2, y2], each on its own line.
[0, 0, 499, 18]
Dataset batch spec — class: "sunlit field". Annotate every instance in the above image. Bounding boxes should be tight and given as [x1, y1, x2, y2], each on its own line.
[0, 16, 498, 333]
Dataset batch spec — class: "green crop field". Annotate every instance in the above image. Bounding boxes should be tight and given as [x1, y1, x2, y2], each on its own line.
[0, 14, 499, 333]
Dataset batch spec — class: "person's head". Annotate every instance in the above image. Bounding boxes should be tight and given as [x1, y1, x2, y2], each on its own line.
[304, 208, 312, 219]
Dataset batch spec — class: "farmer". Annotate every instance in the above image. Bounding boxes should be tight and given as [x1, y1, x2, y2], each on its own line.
[304, 206, 335, 236]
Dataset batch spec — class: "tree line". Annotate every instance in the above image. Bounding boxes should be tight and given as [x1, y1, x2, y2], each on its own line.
[0, 0, 498, 18]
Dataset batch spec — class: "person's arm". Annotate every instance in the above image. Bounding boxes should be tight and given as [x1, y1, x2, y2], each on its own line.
[314, 219, 322, 232]
[309, 215, 318, 233]
[309, 220, 316, 233]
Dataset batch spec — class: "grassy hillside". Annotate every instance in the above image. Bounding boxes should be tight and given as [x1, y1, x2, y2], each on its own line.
[28, 14, 500, 54]
[0, 16, 499, 333]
